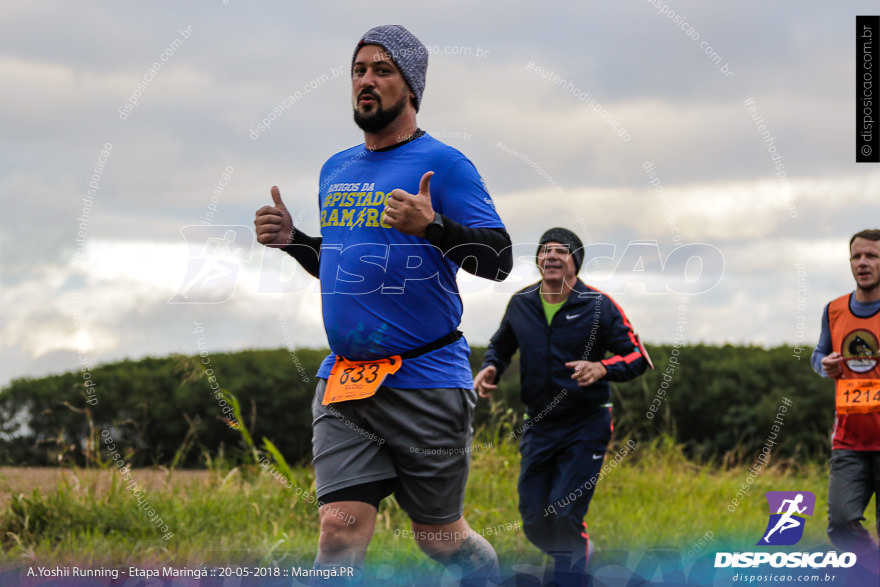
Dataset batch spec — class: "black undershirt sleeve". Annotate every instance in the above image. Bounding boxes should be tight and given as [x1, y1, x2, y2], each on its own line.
[430, 214, 512, 281]
[280, 216, 512, 282]
[281, 231, 322, 279]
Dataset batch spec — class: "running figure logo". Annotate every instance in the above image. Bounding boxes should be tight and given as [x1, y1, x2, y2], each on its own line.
[169, 225, 253, 304]
[758, 491, 816, 546]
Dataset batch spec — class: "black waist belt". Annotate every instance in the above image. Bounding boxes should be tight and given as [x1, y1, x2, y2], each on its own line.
[399, 330, 463, 360]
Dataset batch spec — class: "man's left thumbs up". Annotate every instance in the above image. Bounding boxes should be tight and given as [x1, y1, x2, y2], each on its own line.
[383, 171, 436, 237]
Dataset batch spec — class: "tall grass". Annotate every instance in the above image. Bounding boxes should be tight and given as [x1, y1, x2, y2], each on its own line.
[0, 432, 861, 577]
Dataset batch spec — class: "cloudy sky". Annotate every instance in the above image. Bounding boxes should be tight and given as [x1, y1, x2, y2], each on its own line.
[2, 1, 878, 388]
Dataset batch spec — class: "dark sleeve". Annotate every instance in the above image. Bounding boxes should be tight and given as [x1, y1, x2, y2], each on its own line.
[811, 304, 832, 377]
[481, 300, 520, 382]
[429, 213, 512, 281]
[598, 298, 649, 382]
[281, 229, 322, 279]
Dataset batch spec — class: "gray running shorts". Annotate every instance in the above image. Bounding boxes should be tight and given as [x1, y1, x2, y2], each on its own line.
[311, 378, 476, 525]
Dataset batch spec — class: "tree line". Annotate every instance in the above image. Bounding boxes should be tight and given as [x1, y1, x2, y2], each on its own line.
[0, 344, 834, 467]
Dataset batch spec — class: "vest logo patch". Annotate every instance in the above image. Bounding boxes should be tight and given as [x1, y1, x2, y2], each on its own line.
[843, 329, 879, 373]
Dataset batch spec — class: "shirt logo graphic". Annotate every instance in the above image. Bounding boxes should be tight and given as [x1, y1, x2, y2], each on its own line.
[842, 329, 879, 373]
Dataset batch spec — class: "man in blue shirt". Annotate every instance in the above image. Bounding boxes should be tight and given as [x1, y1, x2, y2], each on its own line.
[475, 228, 650, 586]
[254, 25, 510, 585]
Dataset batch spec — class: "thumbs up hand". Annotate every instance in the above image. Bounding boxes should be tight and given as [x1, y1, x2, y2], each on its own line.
[254, 186, 294, 247]
[382, 171, 436, 237]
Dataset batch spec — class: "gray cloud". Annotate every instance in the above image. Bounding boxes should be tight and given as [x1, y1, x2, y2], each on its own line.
[2, 0, 876, 387]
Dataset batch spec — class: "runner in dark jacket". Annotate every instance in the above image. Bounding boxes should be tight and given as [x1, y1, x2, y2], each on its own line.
[475, 227, 650, 587]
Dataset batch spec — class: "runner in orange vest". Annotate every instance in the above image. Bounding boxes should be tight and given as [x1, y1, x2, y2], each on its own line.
[811, 228, 880, 575]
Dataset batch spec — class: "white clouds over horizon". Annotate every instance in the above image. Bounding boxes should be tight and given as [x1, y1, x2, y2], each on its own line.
[2, 0, 878, 387]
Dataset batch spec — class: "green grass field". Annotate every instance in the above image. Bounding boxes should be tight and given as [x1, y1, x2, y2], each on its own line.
[0, 433, 868, 583]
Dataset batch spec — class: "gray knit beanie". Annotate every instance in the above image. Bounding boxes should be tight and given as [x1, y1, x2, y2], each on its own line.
[353, 25, 428, 111]
[537, 228, 585, 273]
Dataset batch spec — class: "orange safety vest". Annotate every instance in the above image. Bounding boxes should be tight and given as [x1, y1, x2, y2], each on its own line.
[828, 293, 880, 450]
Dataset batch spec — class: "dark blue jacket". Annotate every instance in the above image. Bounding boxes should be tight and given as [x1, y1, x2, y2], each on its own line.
[481, 279, 649, 420]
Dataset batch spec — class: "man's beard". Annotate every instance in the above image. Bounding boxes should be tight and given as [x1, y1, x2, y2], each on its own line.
[353, 91, 407, 134]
